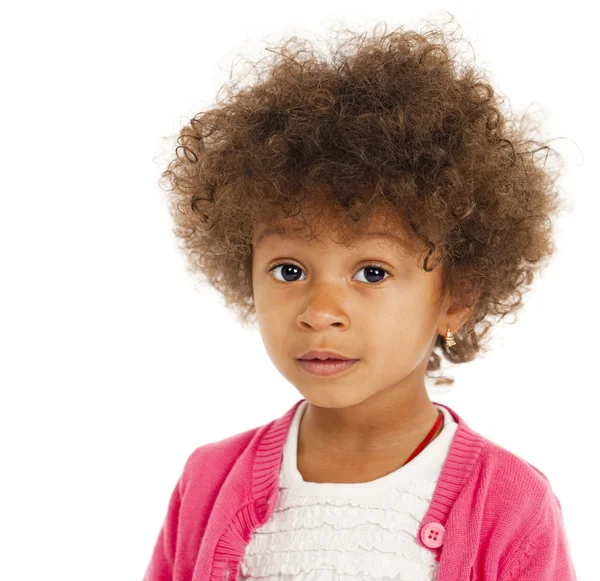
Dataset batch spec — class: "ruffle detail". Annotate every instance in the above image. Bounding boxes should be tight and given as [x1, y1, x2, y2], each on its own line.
[245, 527, 423, 555]
[255, 503, 423, 534]
[239, 546, 438, 579]
[274, 486, 436, 515]
[238, 486, 440, 579]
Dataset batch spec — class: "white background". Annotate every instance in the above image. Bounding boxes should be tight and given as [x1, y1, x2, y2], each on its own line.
[1, 2, 596, 580]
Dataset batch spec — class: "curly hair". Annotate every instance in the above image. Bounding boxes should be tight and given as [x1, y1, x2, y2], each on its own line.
[159, 15, 567, 387]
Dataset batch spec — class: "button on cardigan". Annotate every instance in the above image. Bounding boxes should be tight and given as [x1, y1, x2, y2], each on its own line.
[143, 398, 578, 581]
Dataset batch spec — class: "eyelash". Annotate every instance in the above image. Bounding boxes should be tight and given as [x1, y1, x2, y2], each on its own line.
[266, 260, 392, 285]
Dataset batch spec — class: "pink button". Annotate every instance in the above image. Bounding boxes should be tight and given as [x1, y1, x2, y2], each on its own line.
[420, 522, 445, 548]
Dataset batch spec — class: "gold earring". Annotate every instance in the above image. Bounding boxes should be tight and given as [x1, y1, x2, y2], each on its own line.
[445, 328, 456, 348]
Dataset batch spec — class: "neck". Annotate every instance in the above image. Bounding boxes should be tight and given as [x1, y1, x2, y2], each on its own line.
[298, 383, 441, 459]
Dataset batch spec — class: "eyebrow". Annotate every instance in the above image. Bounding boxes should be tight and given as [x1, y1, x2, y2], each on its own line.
[254, 228, 406, 248]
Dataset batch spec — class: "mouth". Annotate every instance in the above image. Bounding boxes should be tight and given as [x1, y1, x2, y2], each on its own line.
[297, 358, 360, 377]
[298, 357, 351, 361]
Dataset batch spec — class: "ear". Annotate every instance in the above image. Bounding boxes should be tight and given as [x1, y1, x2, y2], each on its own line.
[437, 306, 473, 339]
[436, 283, 478, 339]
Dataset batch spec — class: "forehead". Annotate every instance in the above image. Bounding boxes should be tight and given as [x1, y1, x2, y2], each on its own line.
[254, 225, 407, 249]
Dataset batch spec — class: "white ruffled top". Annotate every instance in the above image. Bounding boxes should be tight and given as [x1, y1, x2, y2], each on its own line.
[237, 399, 458, 580]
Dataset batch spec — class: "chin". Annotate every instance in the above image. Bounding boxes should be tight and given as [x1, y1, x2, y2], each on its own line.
[297, 387, 375, 409]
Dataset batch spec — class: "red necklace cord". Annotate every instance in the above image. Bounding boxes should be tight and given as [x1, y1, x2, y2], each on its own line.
[403, 409, 444, 466]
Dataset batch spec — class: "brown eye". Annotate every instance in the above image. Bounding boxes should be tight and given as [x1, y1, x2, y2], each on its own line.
[354, 265, 390, 284]
[269, 263, 304, 283]
[267, 262, 390, 284]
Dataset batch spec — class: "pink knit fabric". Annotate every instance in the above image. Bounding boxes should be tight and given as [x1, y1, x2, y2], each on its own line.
[143, 398, 578, 581]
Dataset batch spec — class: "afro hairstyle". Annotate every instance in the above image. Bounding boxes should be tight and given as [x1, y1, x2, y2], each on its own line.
[159, 16, 567, 387]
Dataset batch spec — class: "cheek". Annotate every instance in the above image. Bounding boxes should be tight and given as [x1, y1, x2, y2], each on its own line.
[379, 280, 436, 317]
[254, 298, 287, 344]
[251, 267, 269, 310]
[373, 286, 439, 341]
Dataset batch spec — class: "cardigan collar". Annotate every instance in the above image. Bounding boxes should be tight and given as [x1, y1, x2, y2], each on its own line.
[194, 398, 487, 580]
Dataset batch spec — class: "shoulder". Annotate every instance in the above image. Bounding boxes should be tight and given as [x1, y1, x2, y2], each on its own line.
[445, 424, 560, 536]
[178, 419, 272, 489]
[448, 415, 556, 511]
[469, 437, 575, 580]
[466, 434, 565, 548]
[476, 435, 555, 499]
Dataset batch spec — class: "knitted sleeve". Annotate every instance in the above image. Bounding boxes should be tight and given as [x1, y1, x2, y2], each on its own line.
[498, 490, 578, 581]
[142, 475, 183, 581]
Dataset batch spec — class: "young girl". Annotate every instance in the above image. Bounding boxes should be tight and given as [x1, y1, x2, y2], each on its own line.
[144, 18, 577, 581]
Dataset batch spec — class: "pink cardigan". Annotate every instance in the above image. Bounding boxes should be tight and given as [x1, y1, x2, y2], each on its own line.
[143, 398, 578, 581]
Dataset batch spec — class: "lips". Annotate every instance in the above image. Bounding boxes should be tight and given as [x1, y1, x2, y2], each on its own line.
[298, 350, 355, 361]
[298, 358, 359, 377]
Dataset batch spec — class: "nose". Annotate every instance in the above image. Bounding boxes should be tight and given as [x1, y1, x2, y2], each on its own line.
[296, 290, 350, 330]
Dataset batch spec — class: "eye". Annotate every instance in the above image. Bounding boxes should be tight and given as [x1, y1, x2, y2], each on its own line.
[267, 261, 391, 284]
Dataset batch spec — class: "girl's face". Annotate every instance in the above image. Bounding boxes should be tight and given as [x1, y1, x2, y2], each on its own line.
[251, 211, 457, 410]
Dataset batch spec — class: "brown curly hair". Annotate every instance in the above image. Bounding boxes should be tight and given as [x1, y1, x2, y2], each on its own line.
[159, 15, 567, 387]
